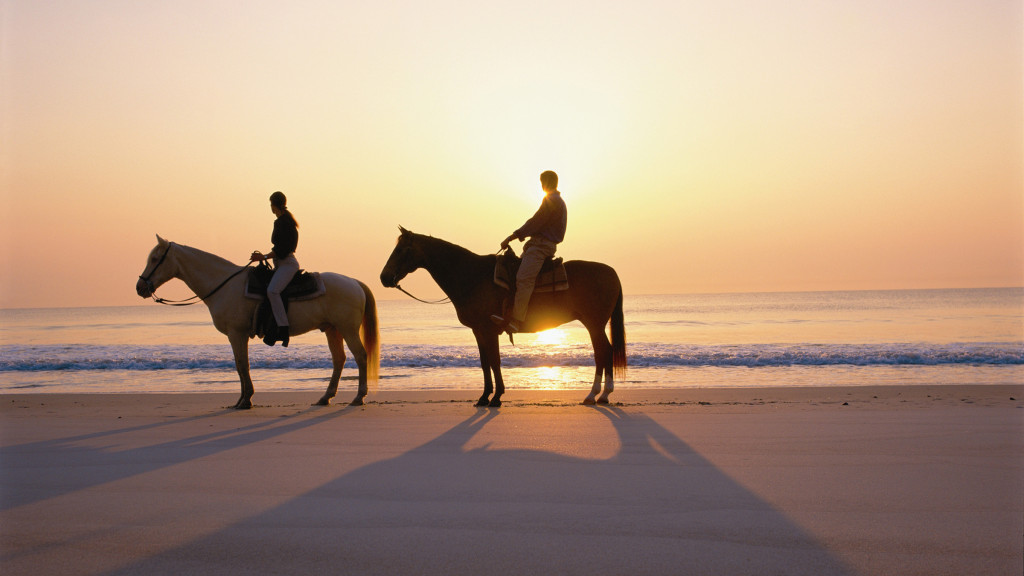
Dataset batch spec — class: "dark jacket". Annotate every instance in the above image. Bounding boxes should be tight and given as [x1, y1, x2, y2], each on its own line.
[271, 212, 298, 259]
[514, 191, 567, 244]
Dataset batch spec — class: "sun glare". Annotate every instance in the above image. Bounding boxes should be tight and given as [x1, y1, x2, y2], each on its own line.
[533, 328, 568, 347]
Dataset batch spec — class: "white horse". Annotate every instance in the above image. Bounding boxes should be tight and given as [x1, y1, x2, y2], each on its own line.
[135, 236, 379, 408]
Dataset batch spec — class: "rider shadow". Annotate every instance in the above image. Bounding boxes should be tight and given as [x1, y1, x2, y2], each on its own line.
[103, 407, 854, 576]
[0, 405, 355, 512]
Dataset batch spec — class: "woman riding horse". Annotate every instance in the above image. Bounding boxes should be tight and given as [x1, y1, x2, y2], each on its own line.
[137, 236, 379, 408]
[249, 191, 299, 347]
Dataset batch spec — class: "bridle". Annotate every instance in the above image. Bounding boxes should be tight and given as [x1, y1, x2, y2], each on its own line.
[386, 239, 452, 305]
[139, 242, 252, 306]
[386, 242, 509, 306]
[138, 244, 173, 298]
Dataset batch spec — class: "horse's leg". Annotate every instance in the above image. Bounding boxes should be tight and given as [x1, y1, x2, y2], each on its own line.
[600, 318, 615, 404]
[473, 329, 495, 407]
[341, 324, 369, 407]
[583, 324, 613, 405]
[599, 351, 614, 404]
[316, 327, 346, 406]
[228, 331, 255, 409]
[596, 333, 614, 404]
[485, 333, 505, 408]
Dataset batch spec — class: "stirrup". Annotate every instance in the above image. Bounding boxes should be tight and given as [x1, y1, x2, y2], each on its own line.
[490, 315, 519, 333]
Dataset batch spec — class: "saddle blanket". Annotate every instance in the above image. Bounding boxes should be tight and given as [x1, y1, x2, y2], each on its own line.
[244, 267, 326, 301]
[494, 253, 569, 294]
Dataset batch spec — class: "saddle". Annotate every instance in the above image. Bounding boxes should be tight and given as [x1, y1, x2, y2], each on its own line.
[494, 247, 569, 294]
[244, 261, 326, 338]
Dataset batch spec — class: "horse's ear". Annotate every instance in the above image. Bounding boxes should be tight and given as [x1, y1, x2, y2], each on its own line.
[156, 234, 167, 245]
[398, 226, 408, 235]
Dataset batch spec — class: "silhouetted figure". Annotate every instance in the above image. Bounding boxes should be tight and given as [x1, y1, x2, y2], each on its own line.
[250, 191, 299, 347]
[380, 228, 624, 406]
[491, 170, 567, 333]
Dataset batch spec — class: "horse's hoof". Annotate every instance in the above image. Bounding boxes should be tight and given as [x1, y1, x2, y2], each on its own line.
[349, 397, 365, 407]
[475, 399, 490, 407]
[596, 396, 610, 405]
[234, 400, 253, 410]
[582, 396, 597, 406]
[314, 397, 332, 406]
[488, 399, 502, 408]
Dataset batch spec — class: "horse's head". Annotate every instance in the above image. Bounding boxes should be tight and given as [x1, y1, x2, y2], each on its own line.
[136, 235, 176, 298]
[380, 226, 425, 288]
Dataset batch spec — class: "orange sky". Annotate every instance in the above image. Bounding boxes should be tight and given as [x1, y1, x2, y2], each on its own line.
[2, 0, 1022, 308]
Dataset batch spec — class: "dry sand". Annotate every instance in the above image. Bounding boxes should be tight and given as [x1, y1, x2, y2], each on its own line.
[1, 386, 1021, 576]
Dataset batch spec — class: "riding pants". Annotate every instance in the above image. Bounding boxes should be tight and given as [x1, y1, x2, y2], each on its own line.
[268, 254, 299, 327]
[512, 238, 557, 323]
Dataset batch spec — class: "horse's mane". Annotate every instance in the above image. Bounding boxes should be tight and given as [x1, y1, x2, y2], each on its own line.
[409, 231, 489, 262]
[172, 242, 244, 270]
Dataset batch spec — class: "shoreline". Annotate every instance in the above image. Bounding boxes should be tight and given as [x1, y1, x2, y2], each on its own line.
[2, 385, 1021, 576]
[4, 364, 1022, 396]
[2, 383, 1020, 406]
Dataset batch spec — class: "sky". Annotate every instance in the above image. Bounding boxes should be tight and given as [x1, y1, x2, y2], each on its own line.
[1, 0, 1022, 308]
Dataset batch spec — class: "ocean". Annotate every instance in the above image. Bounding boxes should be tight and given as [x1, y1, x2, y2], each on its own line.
[1, 288, 1021, 395]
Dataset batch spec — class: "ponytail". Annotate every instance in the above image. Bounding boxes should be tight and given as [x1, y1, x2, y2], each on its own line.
[283, 209, 299, 229]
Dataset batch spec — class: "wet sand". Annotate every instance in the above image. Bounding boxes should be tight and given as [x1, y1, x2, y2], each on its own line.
[2, 386, 1021, 575]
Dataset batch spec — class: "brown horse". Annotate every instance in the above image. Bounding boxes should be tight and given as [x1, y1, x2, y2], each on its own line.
[380, 228, 625, 407]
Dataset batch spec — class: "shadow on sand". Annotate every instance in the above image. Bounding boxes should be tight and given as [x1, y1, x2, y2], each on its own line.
[94, 405, 853, 576]
[0, 404, 354, 513]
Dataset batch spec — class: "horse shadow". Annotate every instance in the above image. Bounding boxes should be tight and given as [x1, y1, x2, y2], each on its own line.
[100, 406, 854, 576]
[0, 404, 356, 513]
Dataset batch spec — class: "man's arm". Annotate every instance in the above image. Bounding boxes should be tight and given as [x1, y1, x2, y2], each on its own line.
[512, 198, 553, 241]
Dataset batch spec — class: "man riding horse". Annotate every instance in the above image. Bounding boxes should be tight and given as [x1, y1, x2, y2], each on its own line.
[491, 170, 567, 334]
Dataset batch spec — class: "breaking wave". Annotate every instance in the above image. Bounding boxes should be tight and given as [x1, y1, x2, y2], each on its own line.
[2, 342, 1020, 372]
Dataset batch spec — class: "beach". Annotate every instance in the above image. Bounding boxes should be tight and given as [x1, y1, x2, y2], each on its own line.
[2, 386, 1021, 576]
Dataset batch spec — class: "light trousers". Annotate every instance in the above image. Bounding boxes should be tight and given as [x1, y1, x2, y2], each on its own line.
[268, 254, 299, 327]
[512, 238, 557, 323]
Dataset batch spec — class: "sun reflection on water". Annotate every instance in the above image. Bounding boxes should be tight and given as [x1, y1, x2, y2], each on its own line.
[512, 366, 587, 390]
[512, 327, 593, 389]
[535, 366, 569, 382]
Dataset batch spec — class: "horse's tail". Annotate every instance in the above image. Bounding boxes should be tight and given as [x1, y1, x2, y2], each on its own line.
[611, 284, 627, 380]
[358, 280, 380, 389]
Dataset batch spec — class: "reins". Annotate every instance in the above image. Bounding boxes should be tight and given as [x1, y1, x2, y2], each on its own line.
[150, 263, 253, 306]
[391, 248, 511, 306]
[395, 284, 451, 305]
[140, 243, 254, 306]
